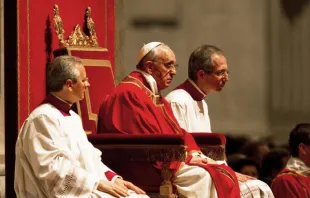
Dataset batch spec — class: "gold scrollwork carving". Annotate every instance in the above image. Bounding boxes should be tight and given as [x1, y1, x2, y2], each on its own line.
[86, 7, 99, 46]
[53, 4, 65, 45]
[200, 145, 226, 161]
[145, 146, 187, 162]
[53, 4, 100, 47]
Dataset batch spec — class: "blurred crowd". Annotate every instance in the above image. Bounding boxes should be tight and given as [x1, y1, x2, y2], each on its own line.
[226, 134, 290, 186]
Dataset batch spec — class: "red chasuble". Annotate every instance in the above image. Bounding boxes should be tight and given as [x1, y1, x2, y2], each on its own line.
[271, 168, 310, 198]
[98, 71, 240, 198]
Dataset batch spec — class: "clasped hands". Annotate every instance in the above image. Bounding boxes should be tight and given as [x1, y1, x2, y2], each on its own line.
[98, 178, 146, 197]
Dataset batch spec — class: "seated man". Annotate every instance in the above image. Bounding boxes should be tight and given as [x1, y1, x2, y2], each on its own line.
[99, 42, 241, 198]
[165, 45, 274, 197]
[14, 56, 148, 198]
[271, 123, 310, 198]
[165, 44, 227, 133]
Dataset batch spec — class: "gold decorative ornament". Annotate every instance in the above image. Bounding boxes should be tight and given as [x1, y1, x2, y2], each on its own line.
[200, 145, 226, 161]
[53, 4, 65, 45]
[53, 4, 100, 47]
[86, 7, 99, 46]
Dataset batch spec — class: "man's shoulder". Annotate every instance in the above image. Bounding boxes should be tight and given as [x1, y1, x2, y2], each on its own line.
[117, 81, 142, 92]
[112, 81, 150, 100]
[272, 169, 299, 185]
[272, 169, 309, 197]
[165, 89, 193, 103]
[27, 103, 61, 121]
[274, 173, 294, 181]
[19, 104, 62, 136]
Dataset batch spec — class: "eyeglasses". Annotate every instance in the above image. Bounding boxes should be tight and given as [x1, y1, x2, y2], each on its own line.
[81, 77, 90, 86]
[151, 60, 179, 70]
[210, 70, 229, 78]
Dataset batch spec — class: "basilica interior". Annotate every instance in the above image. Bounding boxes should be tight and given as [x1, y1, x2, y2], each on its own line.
[1, 0, 310, 197]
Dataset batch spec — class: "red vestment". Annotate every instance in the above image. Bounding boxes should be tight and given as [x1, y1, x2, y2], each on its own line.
[271, 168, 310, 198]
[98, 71, 240, 198]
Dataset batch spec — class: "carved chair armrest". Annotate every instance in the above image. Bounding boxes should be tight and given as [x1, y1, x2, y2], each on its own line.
[88, 134, 186, 197]
[88, 133, 186, 163]
[89, 134, 184, 146]
[191, 132, 226, 161]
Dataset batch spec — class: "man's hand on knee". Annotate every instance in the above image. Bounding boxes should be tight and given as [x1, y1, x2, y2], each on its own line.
[114, 178, 146, 195]
[98, 179, 129, 197]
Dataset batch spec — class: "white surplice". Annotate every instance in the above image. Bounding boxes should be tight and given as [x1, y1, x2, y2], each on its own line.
[286, 157, 310, 176]
[166, 79, 274, 198]
[165, 79, 211, 133]
[14, 103, 148, 198]
[174, 164, 217, 198]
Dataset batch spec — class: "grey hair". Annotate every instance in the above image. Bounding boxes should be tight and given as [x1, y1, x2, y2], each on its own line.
[136, 43, 169, 70]
[47, 56, 83, 92]
[188, 45, 224, 82]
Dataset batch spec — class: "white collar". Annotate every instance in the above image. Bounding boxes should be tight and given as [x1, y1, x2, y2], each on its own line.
[136, 69, 159, 95]
[286, 157, 310, 177]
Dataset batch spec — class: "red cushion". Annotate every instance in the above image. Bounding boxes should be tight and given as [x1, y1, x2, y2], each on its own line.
[88, 133, 185, 145]
[191, 132, 226, 146]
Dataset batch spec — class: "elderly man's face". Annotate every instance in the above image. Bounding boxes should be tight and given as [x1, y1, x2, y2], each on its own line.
[71, 64, 90, 102]
[200, 54, 229, 93]
[149, 46, 177, 91]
